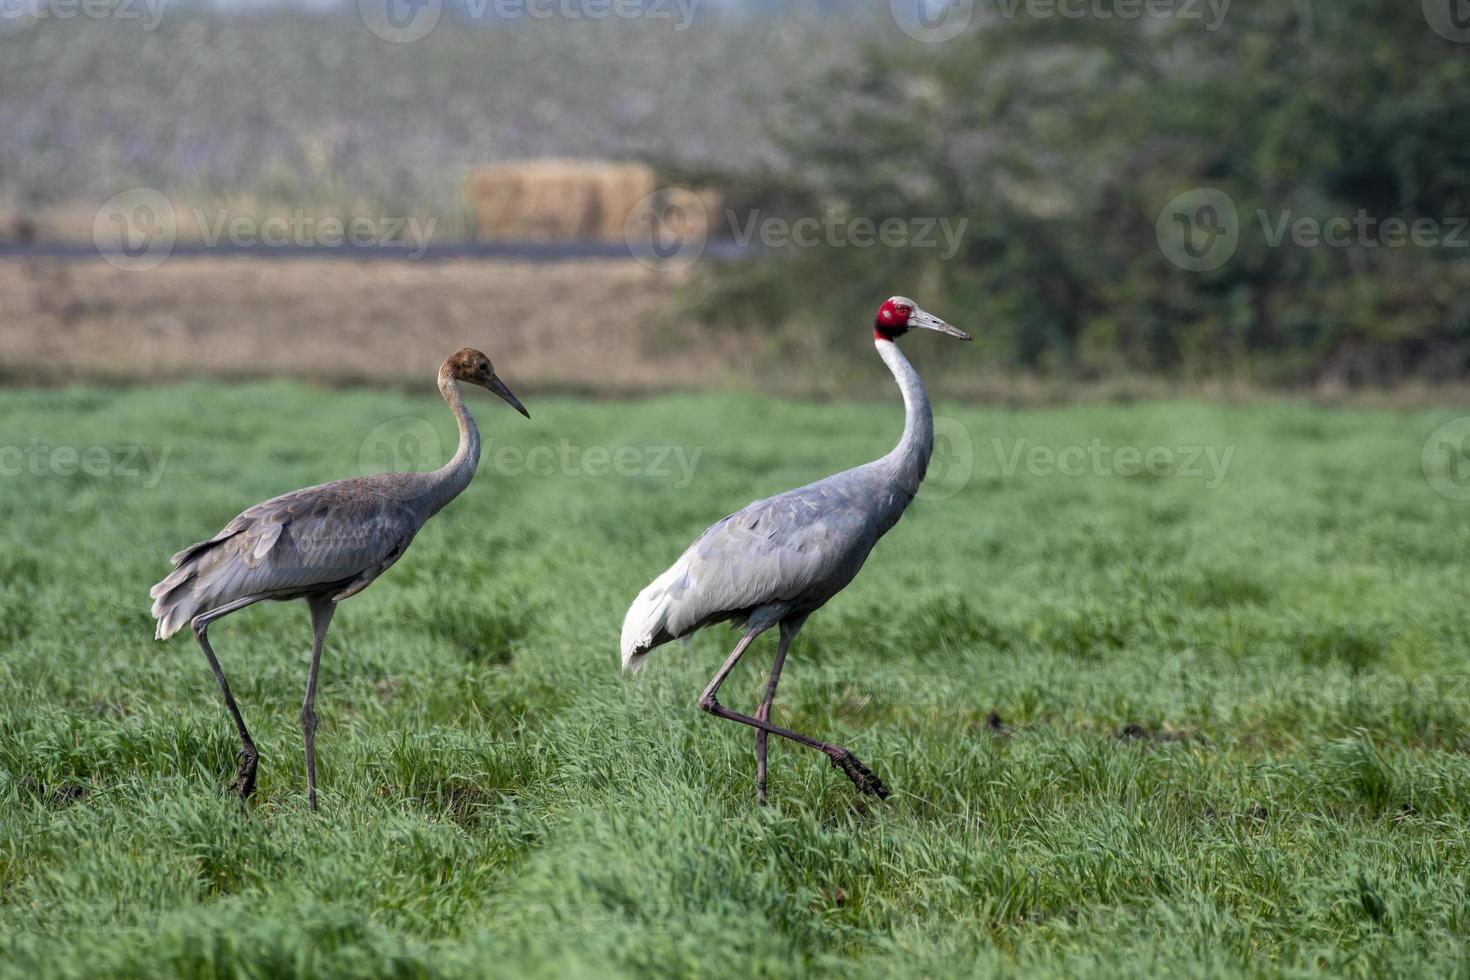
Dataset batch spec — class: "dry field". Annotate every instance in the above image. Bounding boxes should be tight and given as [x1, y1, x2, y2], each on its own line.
[0, 257, 743, 393]
[5, 256, 1469, 408]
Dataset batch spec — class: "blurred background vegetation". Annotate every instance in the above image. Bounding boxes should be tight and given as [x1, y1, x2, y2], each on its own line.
[3, 0, 1469, 393]
[691, 0, 1470, 388]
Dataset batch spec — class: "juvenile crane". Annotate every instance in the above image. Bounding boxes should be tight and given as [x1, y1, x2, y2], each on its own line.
[150, 348, 528, 810]
[621, 297, 970, 804]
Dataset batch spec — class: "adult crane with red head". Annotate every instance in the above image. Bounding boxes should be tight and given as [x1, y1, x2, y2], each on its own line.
[620, 297, 970, 804]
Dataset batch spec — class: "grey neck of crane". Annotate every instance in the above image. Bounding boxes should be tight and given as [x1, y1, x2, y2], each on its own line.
[876, 338, 933, 496]
[428, 373, 482, 515]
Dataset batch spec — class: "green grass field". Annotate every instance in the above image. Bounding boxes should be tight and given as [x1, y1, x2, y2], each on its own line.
[3, 383, 1469, 978]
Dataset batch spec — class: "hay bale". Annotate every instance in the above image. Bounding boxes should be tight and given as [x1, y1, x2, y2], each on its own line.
[466, 160, 659, 242]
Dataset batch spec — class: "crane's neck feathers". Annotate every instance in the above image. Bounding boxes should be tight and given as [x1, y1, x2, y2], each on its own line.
[429, 369, 481, 515]
[875, 337, 932, 496]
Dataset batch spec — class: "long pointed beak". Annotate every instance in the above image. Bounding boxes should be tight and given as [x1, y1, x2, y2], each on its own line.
[486, 375, 530, 418]
[911, 307, 971, 341]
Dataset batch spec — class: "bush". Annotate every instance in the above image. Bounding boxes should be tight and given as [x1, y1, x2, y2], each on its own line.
[698, 1, 1470, 386]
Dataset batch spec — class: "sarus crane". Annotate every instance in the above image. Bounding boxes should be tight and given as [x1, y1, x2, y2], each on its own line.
[150, 348, 528, 810]
[620, 297, 970, 804]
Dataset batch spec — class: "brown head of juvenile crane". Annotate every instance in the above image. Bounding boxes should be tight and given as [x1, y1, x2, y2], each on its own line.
[149, 348, 528, 810]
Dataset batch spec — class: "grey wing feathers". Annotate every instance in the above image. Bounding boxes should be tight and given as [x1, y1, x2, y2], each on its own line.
[150, 478, 418, 639]
[621, 469, 882, 669]
[682, 491, 869, 622]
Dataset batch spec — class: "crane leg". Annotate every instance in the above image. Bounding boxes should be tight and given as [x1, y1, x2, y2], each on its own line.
[301, 596, 336, 812]
[190, 595, 269, 801]
[700, 629, 888, 800]
[755, 619, 800, 806]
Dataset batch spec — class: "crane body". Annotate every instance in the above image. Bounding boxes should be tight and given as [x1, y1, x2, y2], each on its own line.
[150, 348, 528, 809]
[621, 297, 970, 803]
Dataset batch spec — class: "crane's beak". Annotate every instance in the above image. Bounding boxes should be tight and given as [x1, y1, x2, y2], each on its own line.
[486, 375, 530, 419]
[911, 307, 971, 341]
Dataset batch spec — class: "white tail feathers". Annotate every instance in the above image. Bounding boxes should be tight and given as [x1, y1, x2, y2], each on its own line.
[149, 535, 230, 640]
[619, 566, 681, 673]
[149, 564, 200, 640]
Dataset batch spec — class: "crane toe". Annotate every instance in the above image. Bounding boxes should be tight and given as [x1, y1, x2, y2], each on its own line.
[229, 745, 259, 800]
[826, 747, 889, 799]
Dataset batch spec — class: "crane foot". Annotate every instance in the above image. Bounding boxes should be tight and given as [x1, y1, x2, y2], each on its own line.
[826, 747, 889, 799]
[229, 744, 259, 800]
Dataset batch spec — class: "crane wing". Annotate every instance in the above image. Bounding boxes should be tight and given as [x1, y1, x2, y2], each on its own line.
[622, 470, 884, 669]
[150, 478, 420, 638]
[684, 488, 871, 615]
